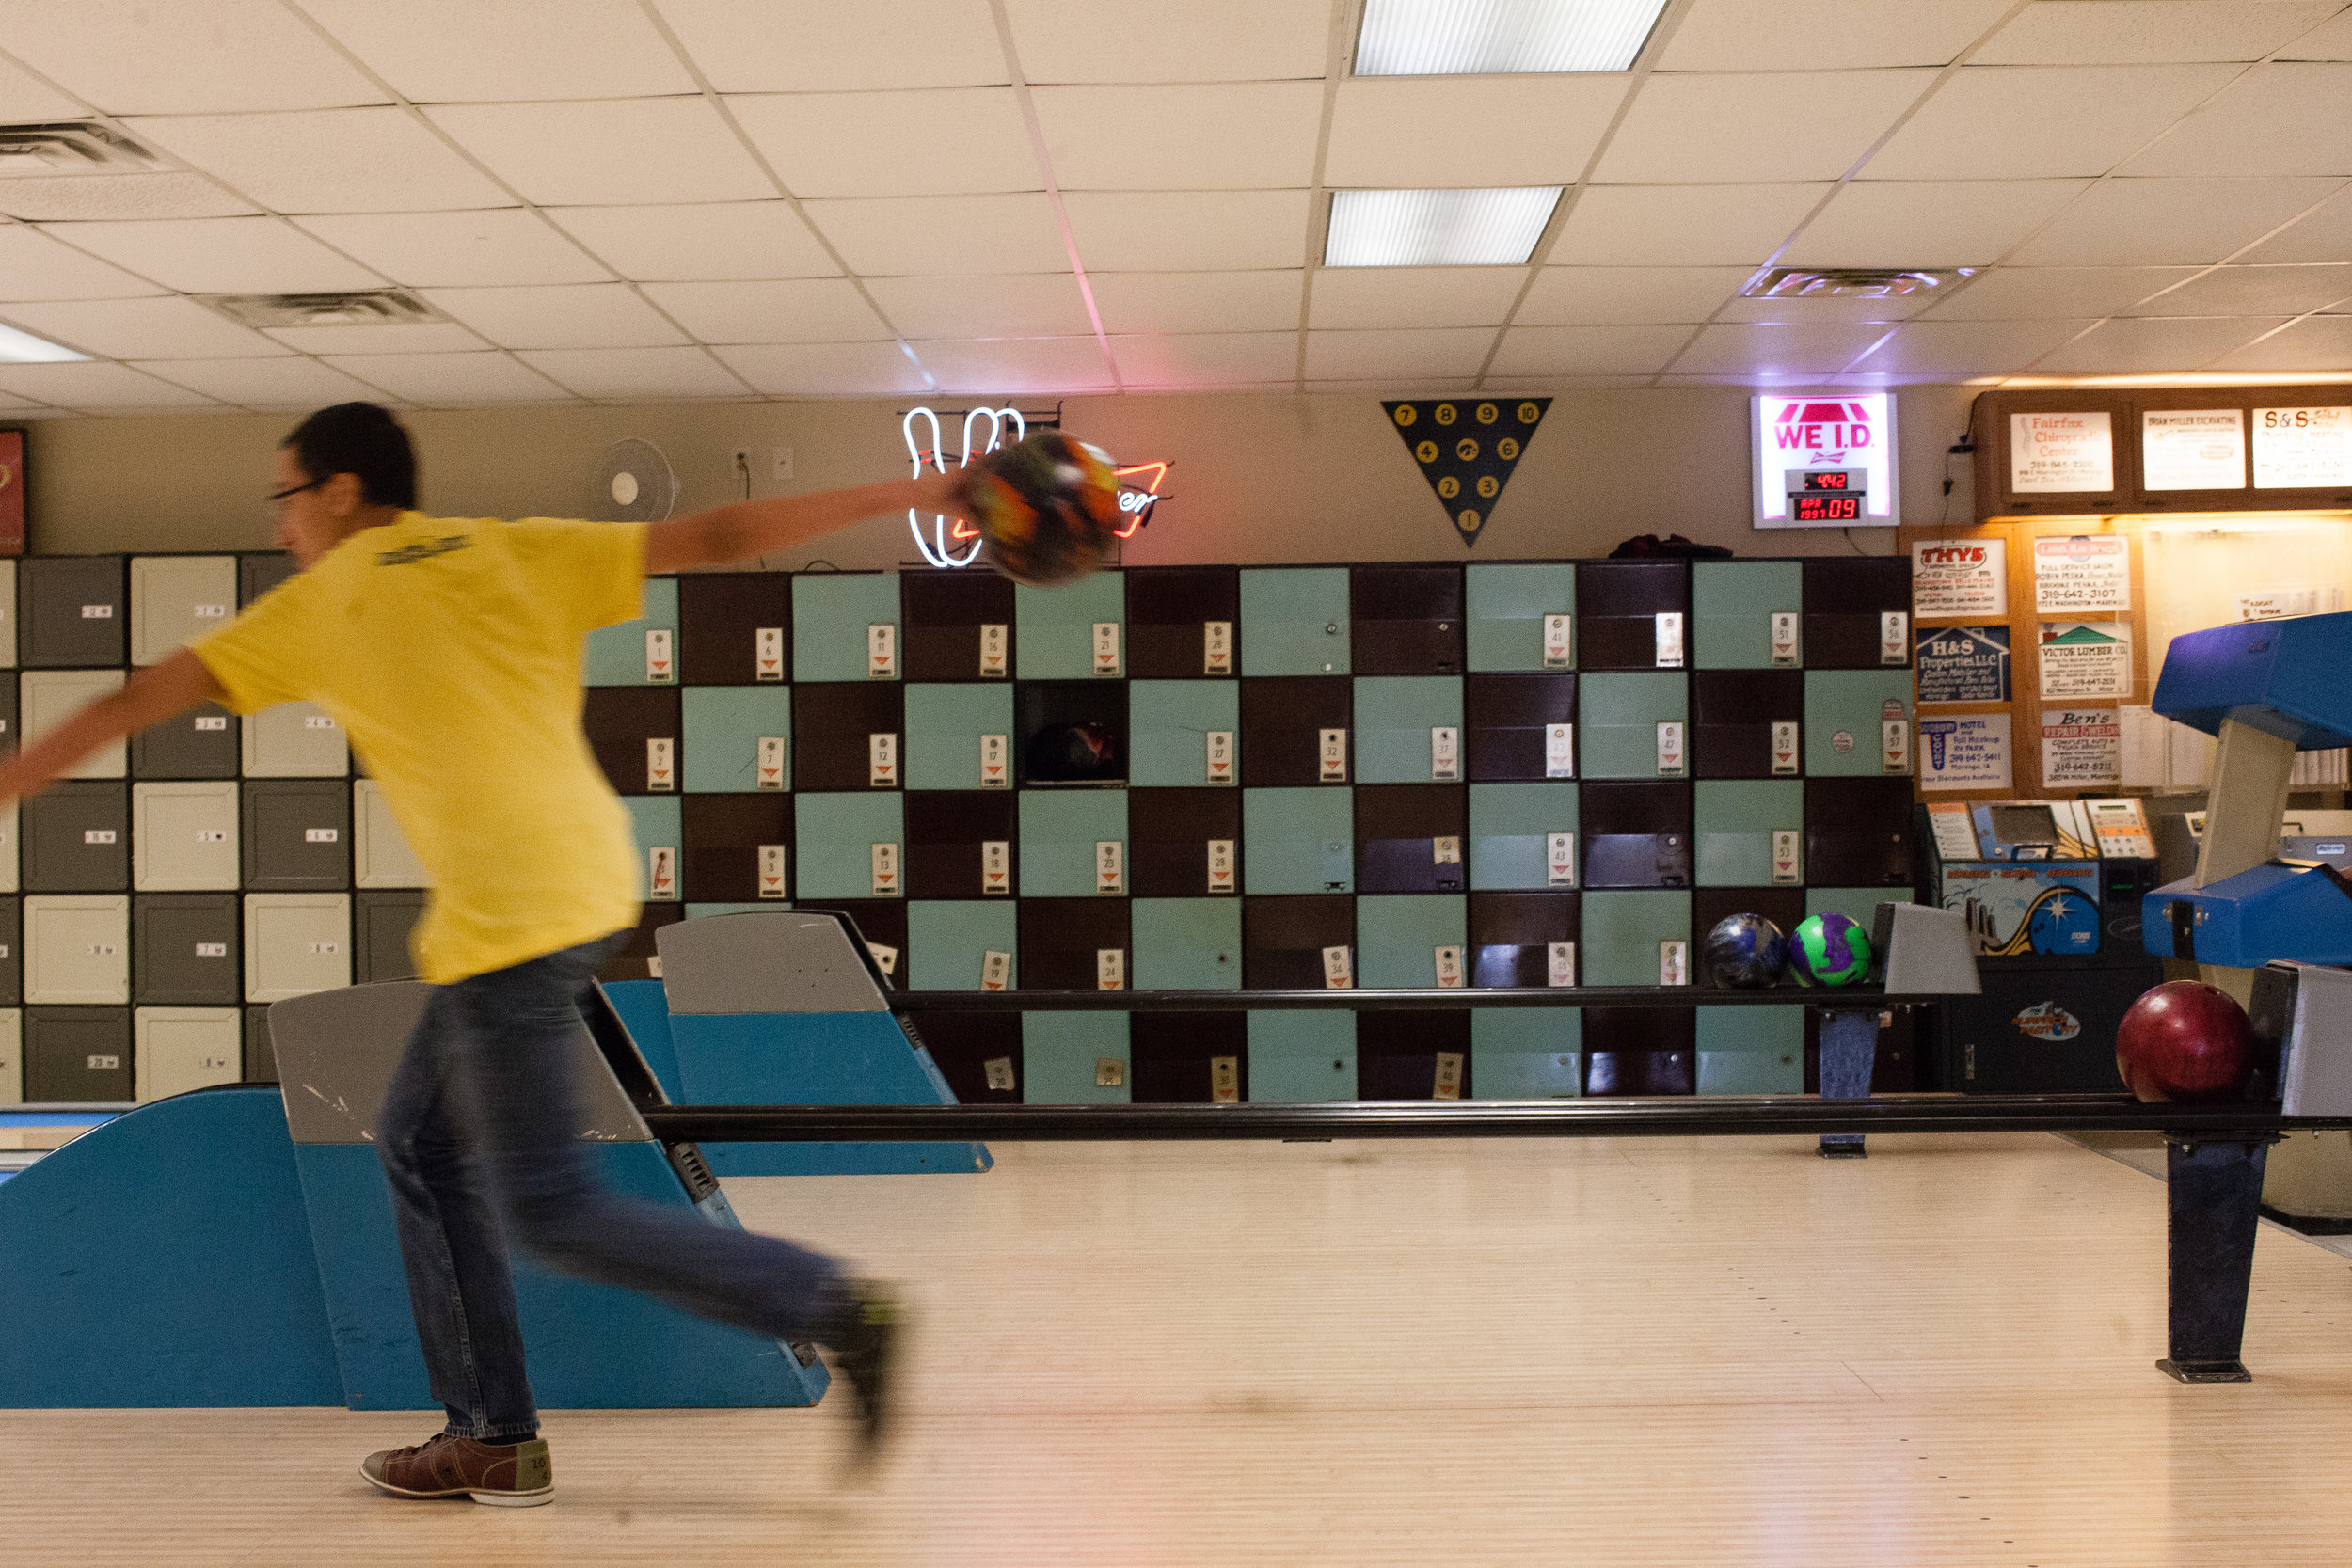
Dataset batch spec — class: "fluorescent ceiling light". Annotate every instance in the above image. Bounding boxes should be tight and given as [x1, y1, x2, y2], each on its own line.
[0, 320, 86, 362]
[1356, 0, 1668, 74]
[1326, 187, 1562, 267]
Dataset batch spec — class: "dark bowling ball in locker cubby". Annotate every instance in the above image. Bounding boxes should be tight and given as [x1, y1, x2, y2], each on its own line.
[1701, 913, 1786, 990]
[958, 430, 1123, 587]
[2115, 980, 2256, 1103]
[1025, 721, 1119, 784]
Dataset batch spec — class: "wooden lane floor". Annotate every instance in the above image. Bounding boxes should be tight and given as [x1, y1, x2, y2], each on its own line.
[8, 1131, 2352, 1566]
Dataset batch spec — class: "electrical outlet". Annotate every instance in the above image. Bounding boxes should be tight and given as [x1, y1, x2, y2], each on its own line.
[773, 445, 794, 481]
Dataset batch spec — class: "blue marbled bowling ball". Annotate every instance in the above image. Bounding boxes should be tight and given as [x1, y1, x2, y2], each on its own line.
[1702, 913, 1787, 990]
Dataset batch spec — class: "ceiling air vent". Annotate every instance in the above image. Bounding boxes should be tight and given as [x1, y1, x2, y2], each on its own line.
[208, 291, 443, 329]
[1741, 267, 1975, 301]
[0, 121, 166, 175]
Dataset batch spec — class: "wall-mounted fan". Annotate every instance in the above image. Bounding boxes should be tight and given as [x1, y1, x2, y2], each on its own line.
[593, 437, 679, 521]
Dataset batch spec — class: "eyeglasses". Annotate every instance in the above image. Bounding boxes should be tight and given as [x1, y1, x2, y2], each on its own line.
[267, 477, 326, 505]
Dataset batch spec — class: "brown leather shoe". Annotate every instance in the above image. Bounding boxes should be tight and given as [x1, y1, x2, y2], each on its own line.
[359, 1432, 553, 1507]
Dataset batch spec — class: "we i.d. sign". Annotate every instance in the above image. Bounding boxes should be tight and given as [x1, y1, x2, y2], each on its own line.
[1750, 391, 1899, 529]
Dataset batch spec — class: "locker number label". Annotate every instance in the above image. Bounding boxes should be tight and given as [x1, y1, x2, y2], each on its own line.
[870, 841, 901, 896]
[647, 847, 677, 900]
[308, 942, 341, 956]
[81, 603, 112, 619]
[1771, 720, 1800, 775]
[983, 1055, 1016, 1091]
[1882, 705, 1912, 775]
[868, 732, 898, 787]
[644, 626, 675, 684]
[87, 942, 118, 956]
[980, 949, 1012, 991]
[755, 626, 784, 682]
[1096, 948, 1125, 991]
[196, 942, 228, 958]
[867, 623, 897, 679]
[1431, 725, 1460, 782]
[87, 1053, 119, 1069]
[1205, 730, 1234, 784]
[84, 829, 116, 844]
[1546, 723, 1574, 779]
[981, 840, 1010, 895]
[1203, 621, 1232, 675]
[1656, 721, 1687, 777]
[1319, 728, 1348, 783]
[866, 942, 898, 977]
[1434, 944, 1464, 989]
[303, 715, 336, 730]
[756, 736, 787, 790]
[1654, 611, 1685, 669]
[1880, 610, 1910, 666]
[1547, 832, 1577, 889]
[1548, 942, 1577, 989]
[1210, 1055, 1240, 1104]
[1095, 840, 1124, 895]
[1206, 838, 1235, 895]
[195, 715, 228, 731]
[979, 623, 1009, 677]
[646, 736, 675, 792]
[979, 733, 1009, 788]
[304, 828, 339, 843]
[1543, 613, 1572, 669]
[1660, 941, 1690, 987]
[196, 830, 226, 843]
[1094, 1056, 1125, 1088]
[758, 844, 787, 899]
[194, 603, 227, 620]
[1770, 611, 1800, 666]
[1432, 834, 1463, 866]
[1434, 1050, 1464, 1101]
[1091, 621, 1121, 677]
[1772, 829, 1802, 885]
[1321, 944, 1355, 990]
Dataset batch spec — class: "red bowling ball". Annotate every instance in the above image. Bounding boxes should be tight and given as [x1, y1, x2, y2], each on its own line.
[2114, 980, 2258, 1102]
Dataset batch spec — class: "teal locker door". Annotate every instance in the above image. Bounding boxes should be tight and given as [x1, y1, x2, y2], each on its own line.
[1015, 573, 1125, 679]
[1465, 563, 1576, 673]
[1131, 897, 1242, 989]
[1581, 889, 1690, 986]
[1352, 676, 1463, 784]
[1017, 790, 1127, 897]
[1579, 673, 1689, 779]
[619, 796, 681, 902]
[1356, 895, 1467, 987]
[1693, 780, 1803, 887]
[1804, 670, 1912, 777]
[1472, 1010, 1582, 1097]
[1807, 885, 1909, 928]
[681, 688, 791, 793]
[909, 899, 1018, 990]
[1239, 568, 1350, 675]
[1128, 680, 1240, 787]
[792, 575, 900, 683]
[583, 578, 678, 687]
[904, 684, 1014, 791]
[1023, 1012, 1129, 1102]
[1468, 782, 1577, 890]
[1696, 1007, 1803, 1094]
[1692, 562, 1801, 670]
[792, 794, 904, 901]
[1241, 787, 1352, 894]
[1247, 1011, 1355, 1101]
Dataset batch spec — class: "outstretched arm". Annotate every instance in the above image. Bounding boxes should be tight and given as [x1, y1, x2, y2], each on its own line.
[0, 647, 225, 806]
[644, 470, 966, 576]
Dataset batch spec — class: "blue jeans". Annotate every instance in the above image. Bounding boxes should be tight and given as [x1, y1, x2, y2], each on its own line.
[375, 934, 850, 1441]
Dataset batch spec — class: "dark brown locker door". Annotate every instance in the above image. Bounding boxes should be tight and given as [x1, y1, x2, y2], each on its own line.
[792, 683, 905, 792]
[1242, 894, 1355, 989]
[904, 790, 1017, 900]
[1016, 682, 1128, 785]
[1579, 781, 1692, 889]
[904, 1008, 1022, 1101]
[797, 898, 911, 986]
[1018, 897, 1130, 990]
[596, 904, 684, 983]
[22, 556, 126, 667]
[1129, 787, 1242, 897]
[1582, 1007, 1695, 1095]
[1469, 891, 1580, 987]
[1691, 888, 1807, 987]
[1575, 561, 1688, 671]
[1355, 784, 1468, 894]
[1126, 566, 1239, 679]
[682, 794, 794, 903]
[677, 573, 790, 685]
[1358, 1008, 1470, 1098]
[239, 553, 296, 607]
[903, 570, 1016, 681]
[1802, 558, 1910, 670]
[1131, 1010, 1247, 1101]
[1466, 673, 1577, 781]
[1351, 565, 1465, 674]
[1240, 676, 1350, 786]
[582, 687, 681, 797]
[1804, 777, 1914, 886]
[1691, 671, 1803, 779]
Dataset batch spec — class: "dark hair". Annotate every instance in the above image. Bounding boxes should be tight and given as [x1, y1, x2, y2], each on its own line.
[281, 402, 417, 510]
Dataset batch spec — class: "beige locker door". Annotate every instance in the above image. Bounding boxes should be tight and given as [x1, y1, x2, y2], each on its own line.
[0, 1008, 19, 1104]
[134, 1007, 243, 1101]
[22, 671, 126, 778]
[131, 781, 240, 891]
[24, 895, 130, 1005]
[353, 780, 429, 888]
[244, 893, 351, 1002]
[0, 798, 19, 895]
[0, 560, 16, 668]
[129, 556, 238, 666]
[242, 702, 349, 777]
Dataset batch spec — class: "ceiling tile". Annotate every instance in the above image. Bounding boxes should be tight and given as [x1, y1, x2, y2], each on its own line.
[1550, 184, 1831, 266]
[1, 296, 287, 359]
[1667, 322, 1895, 375]
[2026, 314, 2287, 372]
[1008, 0, 1327, 81]
[2122, 64, 2352, 178]
[1974, 1, 2342, 64]
[728, 89, 1040, 198]
[1595, 71, 1934, 183]
[711, 341, 931, 395]
[125, 108, 513, 214]
[134, 356, 394, 408]
[1862, 65, 2244, 180]
[299, 0, 699, 101]
[2236, 182, 2352, 261]
[1920, 265, 2199, 319]
[1324, 77, 1627, 188]
[1302, 377, 1475, 395]
[1488, 325, 1692, 376]
[2006, 177, 2344, 264]
[652, 0, 1009, 91]
[913, 336, 1117, 393]
[2281, 10, 2352, 57]
[1660, 0, 2015, 69]
[262, 322, 490, 355]
[294, 210, 612, 287]
[0, 360, 220, 410]
[1307, 267, 1529, 330]
[548, 202, 841, 282]
[1782, 179, 2092, 267]
[0, 50, 87, 118]
[1088, 271, 1303, 334]
[417, 285, 690, 350]
[2120, 263, 2352, 317]
[1109, 331, 1298, 387]
[865, 274, 1093, 339]
[0, 0, 387, 113]
[47, 216, 386, 293]
[1031, 83, 1323, 189]
[425, 100, 773, 207]
[638, 278, 891, 342]
[516, 346, 752, 399]
[1850, 318, 2090, 375]
[0, 173, 259, 222]
[2207, 314, 2352, 371]
[1482, 374, 1656, 392]
[1065, 191, 1312, 272]
[802, 195, 1069, 276]
[1516, 266, 1750, 325]
[316, 350, 574, 404]
[1302, 327, 1493, 380]
[0, 228, 168, 301]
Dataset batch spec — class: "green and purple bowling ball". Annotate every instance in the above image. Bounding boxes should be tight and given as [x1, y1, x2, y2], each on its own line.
[1787, 911, 1873, 988]
[1701, 913, 1787, 989]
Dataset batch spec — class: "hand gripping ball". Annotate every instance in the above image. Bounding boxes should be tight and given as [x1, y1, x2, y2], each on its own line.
[956, 430, 1123, 588]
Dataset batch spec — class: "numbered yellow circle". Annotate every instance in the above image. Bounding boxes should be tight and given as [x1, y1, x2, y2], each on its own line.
[1434, 403, 1457, 426]
[1437, 475, 1460, 499]
[1475, 402, 1499, 425]
[1455, 437, 1480, 462]
[1498, 436, 1520, 461]
[1393, 404, 1417, 427]
[1414, 439, 1438, 463]
[1457, 508, 1483, 531]
[1476, 474, 1499, 499]
[1518, 401, 1542, 425]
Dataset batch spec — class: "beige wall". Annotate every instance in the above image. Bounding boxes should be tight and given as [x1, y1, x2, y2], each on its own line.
[20, 383, 1979, 565]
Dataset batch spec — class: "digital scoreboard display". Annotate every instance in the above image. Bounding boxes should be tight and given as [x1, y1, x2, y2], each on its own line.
[1784, 466, 1867, 524]
[1791, 493, 1863, 522]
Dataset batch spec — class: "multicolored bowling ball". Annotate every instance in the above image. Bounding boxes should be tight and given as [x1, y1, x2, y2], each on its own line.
[2115, 980, 2257, 1103]
[958, 429, 1122, 587]
[1701, 913, 1787, 989]
[1787, 912, 1872, 988]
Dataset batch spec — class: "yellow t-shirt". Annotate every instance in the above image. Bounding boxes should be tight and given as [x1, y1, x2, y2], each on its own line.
[195, 512, 647, 985]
